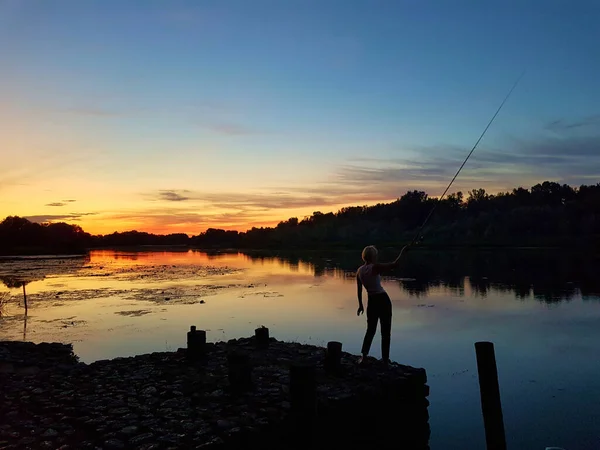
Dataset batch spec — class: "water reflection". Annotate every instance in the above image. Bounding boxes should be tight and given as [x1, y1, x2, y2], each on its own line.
[239, 249, 600, 303]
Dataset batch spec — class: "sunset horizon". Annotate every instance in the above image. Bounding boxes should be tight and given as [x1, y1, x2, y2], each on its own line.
[2, 2, 598, 236]
[2, 177, 587, 236]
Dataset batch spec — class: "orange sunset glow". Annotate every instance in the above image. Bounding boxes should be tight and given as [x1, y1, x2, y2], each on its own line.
[2, 2, 598, 236]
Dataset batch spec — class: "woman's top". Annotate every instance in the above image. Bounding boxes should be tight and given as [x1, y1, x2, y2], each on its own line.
[357, 263, 386, 295]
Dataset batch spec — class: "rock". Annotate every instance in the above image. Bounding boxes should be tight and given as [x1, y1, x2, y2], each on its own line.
[32, 388, 44, 394]
[208, 389, 224, 398]
[129, 433, 154, 445]
[181, 421, 196, 432]
[141, 386, 157, 396]
[105, 438, 126, 449]
[216, 420, 233, 430]
[0, 363, 15, 373]
[120, 426, 138, 436]
[160, 398, 181, 408]
[195, 437, 224, 448]
[42, 428, 59, 438]
[158, 433, 183, 444]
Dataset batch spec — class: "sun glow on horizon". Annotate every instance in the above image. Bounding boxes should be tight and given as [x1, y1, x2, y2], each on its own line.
[1, 2, 599, 236]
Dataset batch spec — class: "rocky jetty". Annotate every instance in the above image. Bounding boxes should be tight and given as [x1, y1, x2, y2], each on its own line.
[0, 336, 430, 449]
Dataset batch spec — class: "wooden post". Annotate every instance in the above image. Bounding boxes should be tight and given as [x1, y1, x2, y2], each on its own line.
[227, 351, 252, 392]
[186, 326, 206, 360]
[324, 341, 342, 374]
[290, 362, 317, 419]
[22, 282, 28, 315]
[255, 326, 270, 349]
[475, 341, 506, 450]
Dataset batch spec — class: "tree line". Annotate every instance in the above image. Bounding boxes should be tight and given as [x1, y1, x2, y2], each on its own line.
[1, 181, 599, 254]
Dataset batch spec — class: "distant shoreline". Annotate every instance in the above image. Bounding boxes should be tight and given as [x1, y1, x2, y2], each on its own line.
[0, 243, 594, 258]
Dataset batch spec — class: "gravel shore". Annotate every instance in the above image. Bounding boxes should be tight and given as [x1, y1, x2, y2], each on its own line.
[1, 338, 430, 449]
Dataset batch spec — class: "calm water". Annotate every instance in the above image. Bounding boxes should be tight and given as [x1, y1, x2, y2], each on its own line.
[1, 249, 599, 449]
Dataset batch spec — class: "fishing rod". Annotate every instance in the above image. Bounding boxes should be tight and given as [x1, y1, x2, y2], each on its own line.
[408, 71, 526, 247]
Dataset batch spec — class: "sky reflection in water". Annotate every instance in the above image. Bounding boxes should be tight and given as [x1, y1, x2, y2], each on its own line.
[1, 249, 599, 449]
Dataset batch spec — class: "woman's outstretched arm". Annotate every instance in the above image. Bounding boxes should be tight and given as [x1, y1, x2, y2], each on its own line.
[374, 245, 409, 274]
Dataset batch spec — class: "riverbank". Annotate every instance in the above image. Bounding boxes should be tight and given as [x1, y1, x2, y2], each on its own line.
[0, 337, 430, 449]
[3, 242, 600, 258]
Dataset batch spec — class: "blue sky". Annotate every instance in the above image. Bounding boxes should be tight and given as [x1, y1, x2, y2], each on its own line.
[1, 0, 599, 233]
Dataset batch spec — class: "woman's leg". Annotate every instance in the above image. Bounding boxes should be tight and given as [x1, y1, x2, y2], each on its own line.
[360, 298, 380, 357]
[380, 294, 393, 362]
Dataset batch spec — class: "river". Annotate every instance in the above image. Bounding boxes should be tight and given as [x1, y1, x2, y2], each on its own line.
[1, 248, 599, 449]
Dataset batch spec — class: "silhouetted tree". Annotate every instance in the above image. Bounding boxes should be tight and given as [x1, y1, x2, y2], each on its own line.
[3, 180, 600, 254]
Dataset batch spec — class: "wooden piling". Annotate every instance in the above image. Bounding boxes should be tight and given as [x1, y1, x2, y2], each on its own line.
[227, 350, 252, 392]
[475, 341, 506, 450]
[324, 341, 342, 374]
[255, 326, 270, 349]
[290, 362, 317, 419]
[22, 282, 28, 314]
[187, 326, 206, 360]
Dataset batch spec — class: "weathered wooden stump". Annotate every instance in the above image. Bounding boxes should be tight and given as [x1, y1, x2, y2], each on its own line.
[186, 326, 206, 360]
[255, 326, 270, 349]
[290, 362, 317, 418]
[324, 341, 342, 374]
[227, 350, 252, 392]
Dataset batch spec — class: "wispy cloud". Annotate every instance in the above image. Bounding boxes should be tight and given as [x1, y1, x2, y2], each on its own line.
[159, 190, 191, 202]
[25, 212, 98, 223]
[329, 119, 600, 196]
[148, 189, 385, 212]
[204, 122, 259, 136]
[545, 115, 600, 133]
[46, 202, 65, 207]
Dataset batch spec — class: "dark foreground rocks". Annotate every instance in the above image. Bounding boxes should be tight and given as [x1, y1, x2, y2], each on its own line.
[0, 338, 430, 449]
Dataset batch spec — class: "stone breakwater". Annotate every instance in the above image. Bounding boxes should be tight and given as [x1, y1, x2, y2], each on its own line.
[0, 338, 430, 449]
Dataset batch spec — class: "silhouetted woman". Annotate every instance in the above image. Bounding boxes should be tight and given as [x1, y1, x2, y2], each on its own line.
[356, 245, 408, 365]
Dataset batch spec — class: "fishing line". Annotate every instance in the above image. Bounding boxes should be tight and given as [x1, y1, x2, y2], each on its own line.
[409, 70, 526, 247]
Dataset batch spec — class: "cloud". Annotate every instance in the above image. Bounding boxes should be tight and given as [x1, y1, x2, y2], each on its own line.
[545, 115, 600, 133]
[148, 189, 386, 212]
[44, 199, 76, 207]
[328, 120, 600, 196]
[159, 190, 191, 202]
[205, 122, 258, 136]
[124, 115, 600, 234]
[25, 213, 98, 223]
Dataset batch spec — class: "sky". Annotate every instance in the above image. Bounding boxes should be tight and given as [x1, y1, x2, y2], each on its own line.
[1, 0, 599, 235]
